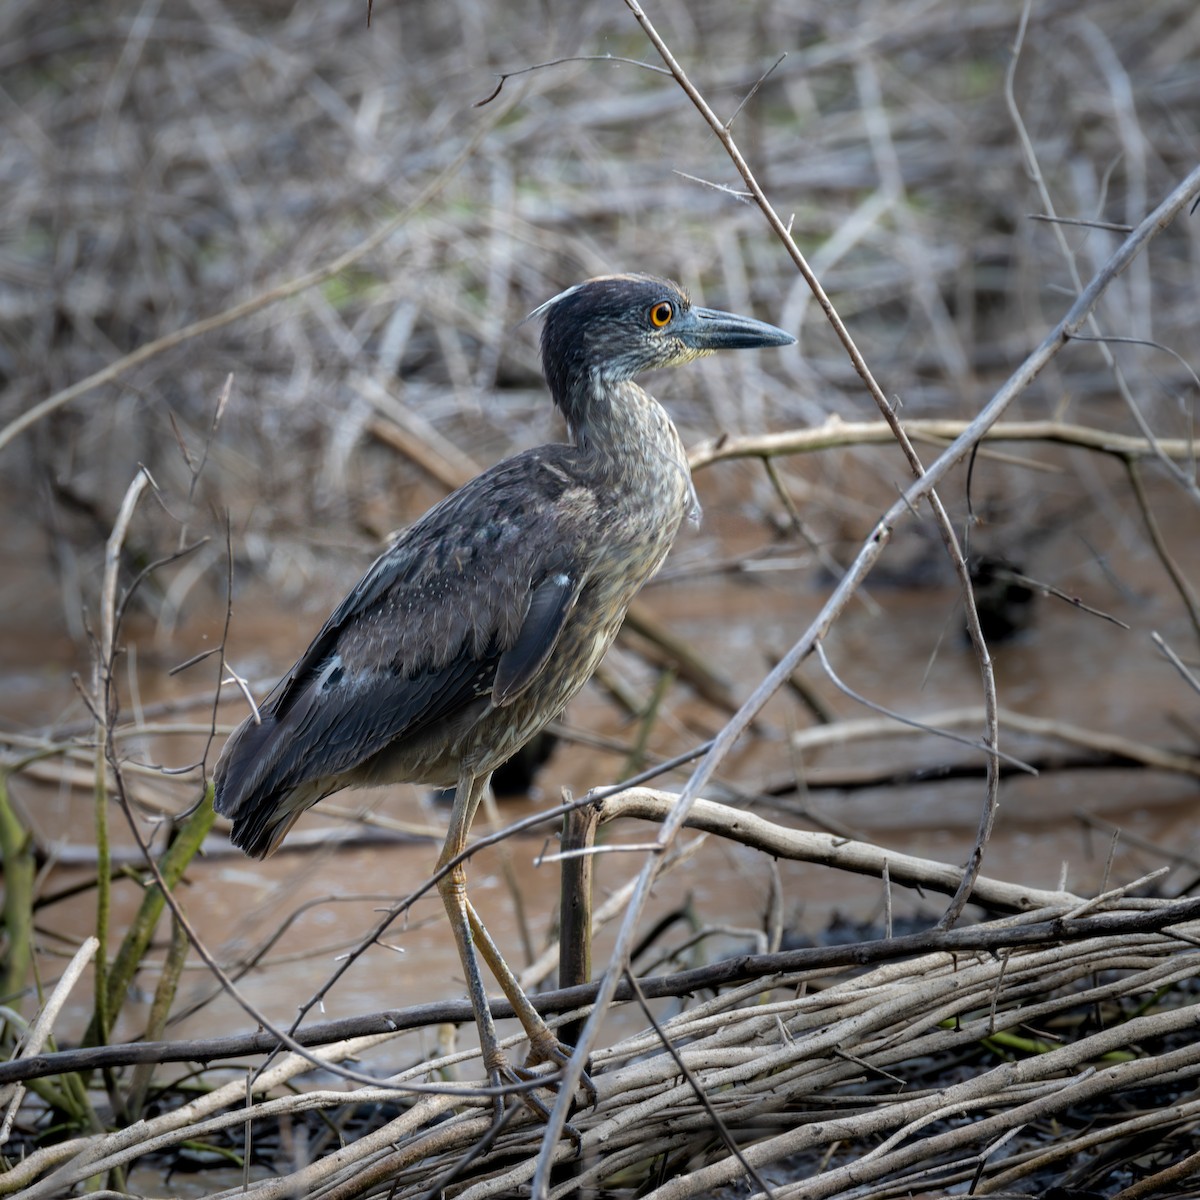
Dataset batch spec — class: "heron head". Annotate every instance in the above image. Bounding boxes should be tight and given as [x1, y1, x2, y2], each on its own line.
[532, 274, 794, 415]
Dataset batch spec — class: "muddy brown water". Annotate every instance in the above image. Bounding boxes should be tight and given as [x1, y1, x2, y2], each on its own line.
[2, 480, 1198, 1068]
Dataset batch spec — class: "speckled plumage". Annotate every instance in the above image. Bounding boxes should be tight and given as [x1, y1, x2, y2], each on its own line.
[212, 273, 793, 1109]
[215, 411, 689, 855]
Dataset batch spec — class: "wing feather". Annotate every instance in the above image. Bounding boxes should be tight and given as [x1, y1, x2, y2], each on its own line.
[213, 448, 593, 855]
[493, 566, 580, 706]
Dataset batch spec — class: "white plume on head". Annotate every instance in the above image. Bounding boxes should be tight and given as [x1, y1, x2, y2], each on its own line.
[523, 282, 585, 326]
[523, 274, 678, 327]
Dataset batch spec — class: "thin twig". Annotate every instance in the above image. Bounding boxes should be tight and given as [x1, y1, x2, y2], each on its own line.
[531, 3, 1200, 1169]
[812, 641, 1035, 774]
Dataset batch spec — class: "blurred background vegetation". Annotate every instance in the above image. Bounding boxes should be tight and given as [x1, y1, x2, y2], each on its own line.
[2, 0, 1194, 645]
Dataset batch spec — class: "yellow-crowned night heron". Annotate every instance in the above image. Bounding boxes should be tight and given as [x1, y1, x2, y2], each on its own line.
[213, 273, 793, 1114]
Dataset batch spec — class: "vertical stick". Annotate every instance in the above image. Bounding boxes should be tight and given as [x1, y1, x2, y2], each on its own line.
[558, 802, 599, 1050]
[92, 467, 152, 1045]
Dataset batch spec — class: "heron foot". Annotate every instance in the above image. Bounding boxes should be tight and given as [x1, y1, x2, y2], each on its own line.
[483, 1054, 586, 1152]
[523, 1031, 599, 1110]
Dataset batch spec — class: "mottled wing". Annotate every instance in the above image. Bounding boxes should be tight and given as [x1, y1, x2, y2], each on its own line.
[213, 451, 588, 856]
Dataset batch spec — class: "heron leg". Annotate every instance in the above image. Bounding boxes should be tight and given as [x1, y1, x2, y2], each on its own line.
[435, 770, 510, 1123]
[436, 770, 596, 1125]
[464, 897, 596, 1105]
[460, 902, 588, 1075]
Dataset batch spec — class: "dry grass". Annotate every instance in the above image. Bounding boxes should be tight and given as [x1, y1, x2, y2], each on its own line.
[2, 0, 1200, 1196]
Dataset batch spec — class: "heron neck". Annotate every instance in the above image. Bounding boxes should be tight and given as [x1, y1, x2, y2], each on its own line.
[566, 373, 689, 491]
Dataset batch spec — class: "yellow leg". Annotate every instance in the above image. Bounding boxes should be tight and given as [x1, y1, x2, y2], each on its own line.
[464, 899, 576, 1068]
[465, 897, 598, 1112]
[435, 771, 510, 1120]
[435, 770, 596, 1119]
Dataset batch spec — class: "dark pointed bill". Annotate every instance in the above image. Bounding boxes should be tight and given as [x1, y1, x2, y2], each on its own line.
[679, 305, 795, 351]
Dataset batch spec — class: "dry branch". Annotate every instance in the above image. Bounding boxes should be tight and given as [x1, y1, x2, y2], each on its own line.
[531, 1, 1200, 1169]
[141, 899, 1196, 1200]
[688, 416, 1200, 471]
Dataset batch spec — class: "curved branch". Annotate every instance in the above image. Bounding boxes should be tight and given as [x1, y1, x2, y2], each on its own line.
[688, 417, 1199, 471]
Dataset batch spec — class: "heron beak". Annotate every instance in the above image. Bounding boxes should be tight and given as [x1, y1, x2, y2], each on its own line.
[679, 306, 795, 351]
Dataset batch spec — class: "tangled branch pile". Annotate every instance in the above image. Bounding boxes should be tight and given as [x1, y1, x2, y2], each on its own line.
[5, 863, 1199, 1198]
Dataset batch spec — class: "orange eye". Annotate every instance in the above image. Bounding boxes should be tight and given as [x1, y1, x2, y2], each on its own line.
[649, 301, 673, 328]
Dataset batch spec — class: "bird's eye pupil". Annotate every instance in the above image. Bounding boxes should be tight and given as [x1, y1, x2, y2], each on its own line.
[650, 302, 673, 328]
